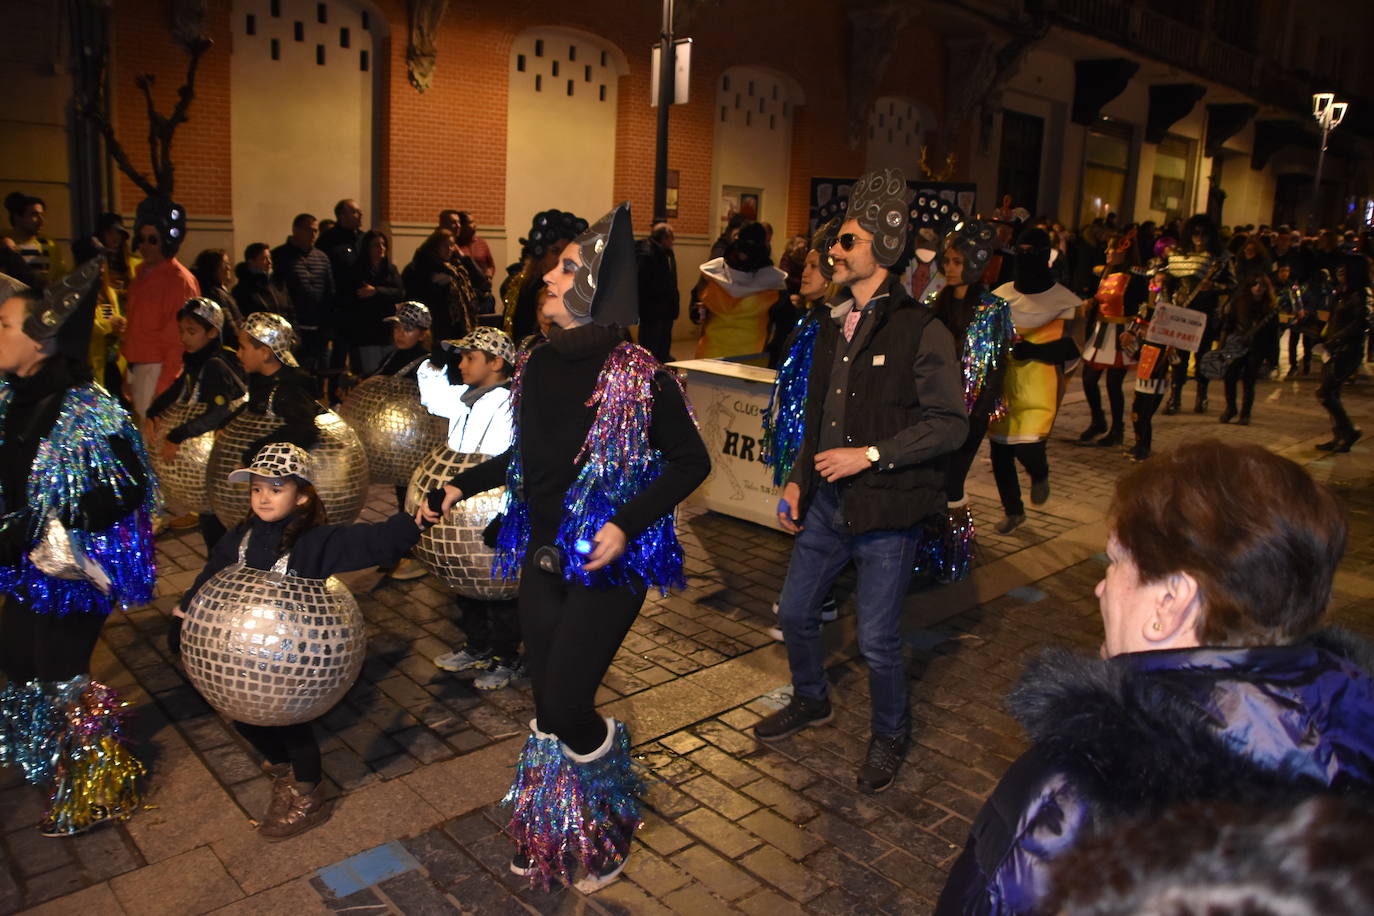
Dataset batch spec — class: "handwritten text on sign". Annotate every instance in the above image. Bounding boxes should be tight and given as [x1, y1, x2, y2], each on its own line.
[1146, 304, 1207, 352]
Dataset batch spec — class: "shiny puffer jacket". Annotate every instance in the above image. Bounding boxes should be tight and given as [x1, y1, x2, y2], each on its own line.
[935, 629, 1374, 915]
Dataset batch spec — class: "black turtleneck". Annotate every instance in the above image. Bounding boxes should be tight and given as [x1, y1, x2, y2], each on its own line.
[0, 359, 147, 550]
[180, 510, 421, 608]
[147, 342, 249, 442]
[450, 323, 710, 544]
[235, 366, 325, 462]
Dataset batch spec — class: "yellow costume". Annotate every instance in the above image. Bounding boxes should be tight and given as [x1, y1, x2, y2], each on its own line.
[988, 284, 1081, 444]
[694, 257, 787, 359]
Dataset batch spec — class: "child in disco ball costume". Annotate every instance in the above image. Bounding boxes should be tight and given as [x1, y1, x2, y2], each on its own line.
[0, 260, 157, 837]
[173, 442, 425, 840]
[421, 203, 710, 892]
[147, 297, 248, 549]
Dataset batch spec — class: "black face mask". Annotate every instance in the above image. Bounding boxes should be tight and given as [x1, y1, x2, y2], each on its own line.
[1012, 247, 1054, 295]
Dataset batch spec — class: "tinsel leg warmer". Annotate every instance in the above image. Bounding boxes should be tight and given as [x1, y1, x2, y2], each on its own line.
[503, 717, 642, 889]
[0, 676, 145, 835]
[914, 498, 977, 584]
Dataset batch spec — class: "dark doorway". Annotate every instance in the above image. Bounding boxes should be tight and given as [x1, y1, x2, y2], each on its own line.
[998, 110, 1044, 215]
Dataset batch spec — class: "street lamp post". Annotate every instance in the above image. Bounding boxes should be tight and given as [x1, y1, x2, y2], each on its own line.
[653, 0, 675, 223]
[1309, 92, 1348, 231]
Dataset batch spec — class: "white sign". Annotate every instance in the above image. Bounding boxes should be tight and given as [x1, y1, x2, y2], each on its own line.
[1146, 304, 1207, 352]
[671, 359, 784, 530]
[649, 38, 692, 106]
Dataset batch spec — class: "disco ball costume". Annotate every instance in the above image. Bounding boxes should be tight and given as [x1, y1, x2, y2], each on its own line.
[338, 356, 446, 488]
[0, 260, 155, 836]
[180, 530, 366, 726]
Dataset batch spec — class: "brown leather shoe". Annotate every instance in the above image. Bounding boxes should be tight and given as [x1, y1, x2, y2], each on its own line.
[259, 781, 331, 841]
[260, 762, 293, 825]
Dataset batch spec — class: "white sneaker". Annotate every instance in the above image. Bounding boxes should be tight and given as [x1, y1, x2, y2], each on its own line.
[433, 647, 492, 673]
[474, 660, 518, 690]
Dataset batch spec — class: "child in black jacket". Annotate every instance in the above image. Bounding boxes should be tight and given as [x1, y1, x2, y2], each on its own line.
[147, 297, 247, 548]
[172, 442, 424, 840]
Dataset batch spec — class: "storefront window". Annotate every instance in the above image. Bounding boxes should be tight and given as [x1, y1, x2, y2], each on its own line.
[1079, 122, 1132, 227]
[1149, 136, 1191, 221]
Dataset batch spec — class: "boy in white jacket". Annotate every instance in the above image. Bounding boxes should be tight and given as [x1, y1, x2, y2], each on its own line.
[417, 327, 521, 689]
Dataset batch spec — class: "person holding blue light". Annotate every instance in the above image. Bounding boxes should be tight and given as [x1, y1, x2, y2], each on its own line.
[419, 202, 709, 893]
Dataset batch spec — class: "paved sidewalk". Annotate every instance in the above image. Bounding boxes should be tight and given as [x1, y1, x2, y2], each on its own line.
[3, 367, 1372, 915]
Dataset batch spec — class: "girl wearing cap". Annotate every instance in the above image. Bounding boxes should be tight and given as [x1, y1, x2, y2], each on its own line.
[421, 203, 710, 892]
[147, 298, 249, 547]
[173, 442, 425, 840]
[419, 326, 520, 688]
[0, 261, 156, 837]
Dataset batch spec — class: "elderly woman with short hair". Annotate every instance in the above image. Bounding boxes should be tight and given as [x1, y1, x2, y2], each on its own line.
[936, 439, 1374, 915]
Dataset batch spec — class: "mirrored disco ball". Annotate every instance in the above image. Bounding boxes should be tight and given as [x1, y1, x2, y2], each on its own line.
[150, 401, 215, 514]
[405, 446, 517, 599]
[338, 375, 447, 487]
[181, 566, 365, 726]
[206, 409, 371, 526]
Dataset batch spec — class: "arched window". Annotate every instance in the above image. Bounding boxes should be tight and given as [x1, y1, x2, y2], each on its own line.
[230, 0, 383, 253]
[711, 66, 802, 238]
[505, 27, 627, 257]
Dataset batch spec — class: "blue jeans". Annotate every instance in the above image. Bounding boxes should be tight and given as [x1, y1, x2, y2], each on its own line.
[777, 483, 920, 737]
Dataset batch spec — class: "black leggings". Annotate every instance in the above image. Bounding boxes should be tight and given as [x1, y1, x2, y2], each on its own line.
[990, 440, 1048, 517]
[199, 513, 227, 553]
[519, 558, 645, 755]
[233, 721, 322, 785]
[1223, 354, 1260, 417]
[1170, 321, 1217, 398]
[0, 601, 107, 683]
[1131, 390, 1164, 455]
[944, 412, 990, 503]
[1082, 365, 1126, 429]
[1318, 355, 1361, 439]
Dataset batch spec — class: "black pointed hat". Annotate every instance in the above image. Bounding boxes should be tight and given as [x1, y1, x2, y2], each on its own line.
[23, 258, 103, 360]
[567, 202, 638, 327]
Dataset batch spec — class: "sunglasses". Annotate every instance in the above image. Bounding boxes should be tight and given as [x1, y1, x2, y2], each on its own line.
[137, 233, 159, 244]
[836, 233, 872, 252]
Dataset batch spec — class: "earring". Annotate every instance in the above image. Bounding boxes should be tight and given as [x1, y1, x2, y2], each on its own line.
[1152, 621, 1162, 631]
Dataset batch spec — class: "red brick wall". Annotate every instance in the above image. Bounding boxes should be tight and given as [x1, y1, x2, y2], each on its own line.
[110, 0, 233, 216]
[107, 1, 952, 237]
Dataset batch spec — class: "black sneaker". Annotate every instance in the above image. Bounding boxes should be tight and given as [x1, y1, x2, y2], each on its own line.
[510, 847, 535, 877]
[753, 696, 833, 741]
[857, 733, 910, 794]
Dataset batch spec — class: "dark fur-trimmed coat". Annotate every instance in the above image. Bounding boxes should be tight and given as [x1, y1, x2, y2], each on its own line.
[935, 630, 1374, 915]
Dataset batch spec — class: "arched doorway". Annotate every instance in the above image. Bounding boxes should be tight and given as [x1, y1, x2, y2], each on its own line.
[504, 27, 627, 267]
[229, 0, 383, 254]
[710, 66, 802, 245]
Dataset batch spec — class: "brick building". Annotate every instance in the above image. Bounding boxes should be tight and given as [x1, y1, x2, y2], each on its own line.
[1, 0, 1370, 344]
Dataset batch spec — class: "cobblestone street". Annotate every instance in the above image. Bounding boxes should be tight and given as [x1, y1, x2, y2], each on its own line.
[3, 367, 1372, 915]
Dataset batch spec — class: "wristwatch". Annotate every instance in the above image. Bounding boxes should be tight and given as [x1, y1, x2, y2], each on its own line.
[865, 445, 881, 465]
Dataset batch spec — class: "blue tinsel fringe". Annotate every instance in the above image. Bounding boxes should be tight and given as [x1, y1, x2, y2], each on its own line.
[494, 343, 690, 592]
[761, 316, 818, 487]
[0, 383, 158, 616]
[502, 721, 642, 889]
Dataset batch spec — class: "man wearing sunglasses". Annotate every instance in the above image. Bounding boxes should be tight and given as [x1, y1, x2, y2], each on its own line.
[124, 197, 199, 425]
[753, 169, 968, 794]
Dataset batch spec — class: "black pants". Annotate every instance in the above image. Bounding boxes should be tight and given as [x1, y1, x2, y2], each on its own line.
[945, 412, 990, 503]
[637, 319, 675, 365]
[1170, 321, 1217, 401]
[1318, 355, 1361, 440]
[990, 440, 1048, 517]
[519, 558, 645, 755]
[297, 328, 328, 398]
[1223, 354, 1259, 418]
[1288, 327, 1313, 373]
[457, 595, 521, 662]
[0, 601, 107, 683]
[233, 721, 322, 784]
[1131, 390, 1164, 455]
[1082, 365, 1126, 430]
